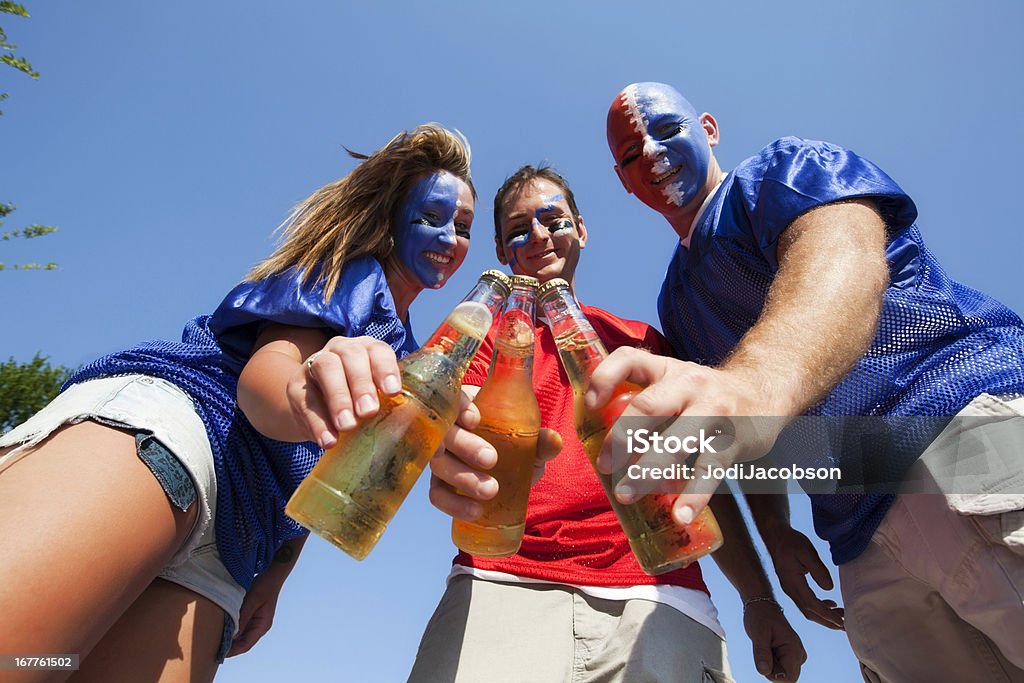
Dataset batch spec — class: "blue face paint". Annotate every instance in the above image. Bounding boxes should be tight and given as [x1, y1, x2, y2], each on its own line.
[506, 232, 528, 268]
[505, 193, 568, 269]
[499, 181, 585, 282]
[535, 193, 564, 222]
[607, 82, 712, 215]
[393, 171, 471, 288]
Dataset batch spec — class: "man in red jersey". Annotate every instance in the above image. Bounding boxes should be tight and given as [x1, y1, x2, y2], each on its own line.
[416, 165, 805, 682]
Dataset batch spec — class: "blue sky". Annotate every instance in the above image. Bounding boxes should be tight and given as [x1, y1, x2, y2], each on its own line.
[3, 2, 1022, 681]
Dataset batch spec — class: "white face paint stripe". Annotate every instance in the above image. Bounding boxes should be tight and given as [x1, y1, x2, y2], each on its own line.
[650, 151, 673, 178]
[662, 181, 685, 206]
[620, 85, 648, 137]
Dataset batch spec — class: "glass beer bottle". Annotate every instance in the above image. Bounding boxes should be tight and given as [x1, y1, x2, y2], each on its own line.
[537, 278, 723, 575]
[452, 275, 541, 556]
[286, 270, 511, 560]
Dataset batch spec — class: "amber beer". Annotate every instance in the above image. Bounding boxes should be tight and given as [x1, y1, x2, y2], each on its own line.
[286, 270, 511, 560]
[452, 275, 541, 556]
[537, 279, 723, 574]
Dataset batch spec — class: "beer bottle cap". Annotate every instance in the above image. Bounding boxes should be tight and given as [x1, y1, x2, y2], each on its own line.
[480, 269, 512, 296]
[537, 278, 570, 300]
[509, 275, 539, 289]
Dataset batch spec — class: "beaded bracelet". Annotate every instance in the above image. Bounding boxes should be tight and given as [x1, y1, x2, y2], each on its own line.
[742, 596, 783, 612]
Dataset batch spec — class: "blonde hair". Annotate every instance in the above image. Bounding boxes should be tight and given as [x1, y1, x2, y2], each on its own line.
[246, 123, 474, 301]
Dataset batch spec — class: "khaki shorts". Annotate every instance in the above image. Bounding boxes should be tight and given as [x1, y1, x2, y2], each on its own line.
[409, 575, 734, 683]
[840, 394, 1024, 683]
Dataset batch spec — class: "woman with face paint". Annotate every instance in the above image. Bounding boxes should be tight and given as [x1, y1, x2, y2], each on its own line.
[0, 123, 485, 681]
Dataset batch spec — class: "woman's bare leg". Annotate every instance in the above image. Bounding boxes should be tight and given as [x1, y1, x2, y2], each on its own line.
[70, 579, 223, 683]
[0, 422, 197, 681]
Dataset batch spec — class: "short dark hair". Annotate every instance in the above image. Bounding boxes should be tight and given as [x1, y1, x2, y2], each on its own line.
[492, 165, 582, 244]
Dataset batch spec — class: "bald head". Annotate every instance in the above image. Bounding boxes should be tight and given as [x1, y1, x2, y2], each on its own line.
[606, 82, 718, 222]
[606, 82, 701, 150]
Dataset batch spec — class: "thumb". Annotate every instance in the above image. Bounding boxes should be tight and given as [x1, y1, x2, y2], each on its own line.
[809, 563, 834, 592]
[537, 428, 562, 463]
[751, 631, 773, 676]
[804, 547, 835, 591]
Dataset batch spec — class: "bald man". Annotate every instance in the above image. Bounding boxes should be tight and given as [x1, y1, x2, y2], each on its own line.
[594, 81, 1024, 683]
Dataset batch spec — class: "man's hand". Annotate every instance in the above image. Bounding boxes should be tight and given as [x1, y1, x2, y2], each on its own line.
[766, 526, 845, 630]
[743, 600, 807, 681]
[429, 387, 562, 520]
[586, 200, 889, 527]
[585, 346, 783, 524]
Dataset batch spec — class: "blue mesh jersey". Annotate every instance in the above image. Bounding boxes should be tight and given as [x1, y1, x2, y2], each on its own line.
[67, 256, 418, 589]
[658, 137, 1024, 564]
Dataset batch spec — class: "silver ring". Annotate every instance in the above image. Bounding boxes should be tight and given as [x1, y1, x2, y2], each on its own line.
[305, 352, 322, 372]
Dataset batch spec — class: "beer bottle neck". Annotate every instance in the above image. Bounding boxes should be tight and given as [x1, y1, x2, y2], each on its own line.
[490, 285, 537, 375]
[539, 283, 647, 438]
[419, 276, 509, 379]
[539, 287, 608, 394]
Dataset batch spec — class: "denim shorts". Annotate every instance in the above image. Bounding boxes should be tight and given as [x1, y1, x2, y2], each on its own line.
[0, 374, 245, 661]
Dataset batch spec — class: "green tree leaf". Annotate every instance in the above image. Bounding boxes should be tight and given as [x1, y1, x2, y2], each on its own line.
[1, 1, 38, 112]
[0, 355, 73, 433]
[0, 3, 30, 19]
[1, 3, 60, 270]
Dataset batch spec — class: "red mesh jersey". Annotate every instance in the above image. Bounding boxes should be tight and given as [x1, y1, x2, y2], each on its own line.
[457, 304, 708, 593]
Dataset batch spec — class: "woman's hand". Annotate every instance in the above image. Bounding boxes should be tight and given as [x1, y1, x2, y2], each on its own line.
[239, 326, 403, 448]
[226, 536, 307, 657]
[226, 571, 282, 657]
[292, 336, 403, 447]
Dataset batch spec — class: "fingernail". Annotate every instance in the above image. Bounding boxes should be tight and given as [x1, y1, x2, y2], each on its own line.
[480, 448, 498, 468]
[616, 484, 636, 501]
[757, 661, 770, 674]
[320, 431, 337, 448]
[382, 375, 402, 394]
[479, 478, 498, 498]
[674, 505, 695, 526]
[584, 389, 597, 409]
[356, 394, 378, 415]
[335, 409, 356, 431]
